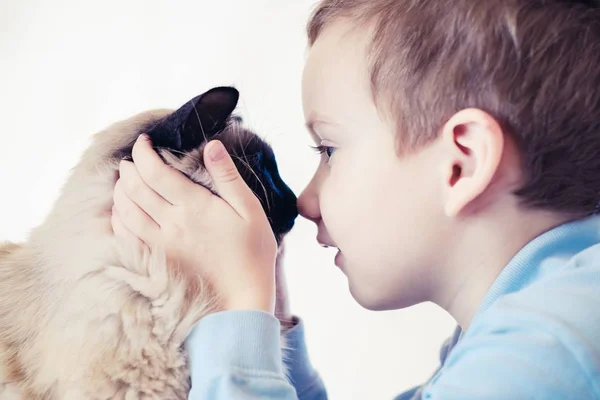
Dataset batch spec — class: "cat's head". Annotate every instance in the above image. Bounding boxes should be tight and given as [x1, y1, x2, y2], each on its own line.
[117, 87, 298, 243]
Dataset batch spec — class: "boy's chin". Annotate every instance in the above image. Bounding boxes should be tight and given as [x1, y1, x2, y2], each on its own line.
[348, 282, 398, 311]
[348, 279, 423, 311]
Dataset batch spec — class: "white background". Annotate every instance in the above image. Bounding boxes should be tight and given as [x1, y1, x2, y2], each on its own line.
[0, 1, 455, 398]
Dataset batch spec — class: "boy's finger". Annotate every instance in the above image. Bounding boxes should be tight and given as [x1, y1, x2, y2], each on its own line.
[203, 140, 262, 219]
[113, 178, 160, 244]
[118, 160, 170, 225]
[131, 135, 205, 206]
[111, 205, 147, 248]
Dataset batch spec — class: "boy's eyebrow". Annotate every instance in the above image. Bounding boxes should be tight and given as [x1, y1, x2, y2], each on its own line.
[305, 123, 320, 144]
[305, 120, 330, 144]
[305, 120, 320, 133]
[305, 118, 338, 134]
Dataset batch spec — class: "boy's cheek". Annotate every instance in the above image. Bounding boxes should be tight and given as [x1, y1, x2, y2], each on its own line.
[318, 184, 353, 235]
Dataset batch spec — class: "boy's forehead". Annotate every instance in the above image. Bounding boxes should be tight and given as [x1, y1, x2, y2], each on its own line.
[302, 20, 373, 125]
[304, 20, 370, 85]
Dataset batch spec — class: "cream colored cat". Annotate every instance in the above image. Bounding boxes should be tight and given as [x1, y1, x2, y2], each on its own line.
[0, 87, 298, 399]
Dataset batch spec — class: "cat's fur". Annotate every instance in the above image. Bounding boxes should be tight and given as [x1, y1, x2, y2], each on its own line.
[0, 87, 298, 399]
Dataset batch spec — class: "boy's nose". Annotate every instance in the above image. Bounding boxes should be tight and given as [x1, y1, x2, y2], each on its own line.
[297, 186, 321, 224]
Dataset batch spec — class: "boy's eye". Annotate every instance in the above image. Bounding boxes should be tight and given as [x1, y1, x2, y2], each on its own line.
[310, 145, 336, 159]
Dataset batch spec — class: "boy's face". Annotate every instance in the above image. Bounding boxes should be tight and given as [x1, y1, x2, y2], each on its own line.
[299, 20, 448, 310]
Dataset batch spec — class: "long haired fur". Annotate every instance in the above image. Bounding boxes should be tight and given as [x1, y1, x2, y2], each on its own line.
[0, 87, 297, 399]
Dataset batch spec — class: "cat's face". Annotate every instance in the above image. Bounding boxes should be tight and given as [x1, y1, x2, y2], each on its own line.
[116, 87, 298, 243]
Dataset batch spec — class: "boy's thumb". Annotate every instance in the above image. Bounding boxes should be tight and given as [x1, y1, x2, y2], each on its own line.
[204, 140, 255, 216]
[206, 140, 239, 183]
[207, 139, 228, 163]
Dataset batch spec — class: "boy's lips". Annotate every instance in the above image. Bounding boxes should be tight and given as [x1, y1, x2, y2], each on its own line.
[334, 250, 345, 268]
[316, 236, 344, 268]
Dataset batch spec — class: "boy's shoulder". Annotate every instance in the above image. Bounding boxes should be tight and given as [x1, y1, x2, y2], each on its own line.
[477, 217, 600, 345]
[484, 257, 600, 356]
[424, 222, 600, 399]
[456, 261, 600, 398]
[484, 241, 600, 348]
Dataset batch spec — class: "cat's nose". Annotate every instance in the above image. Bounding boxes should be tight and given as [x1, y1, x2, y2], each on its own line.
[281, 220, 295, 235]
[285, 203, 299, 229]
[280, 192, 298, 234]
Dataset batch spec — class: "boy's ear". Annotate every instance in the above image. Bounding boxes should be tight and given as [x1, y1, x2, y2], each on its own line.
[440, 108, 505, 217]
[146, 86, 239, 152]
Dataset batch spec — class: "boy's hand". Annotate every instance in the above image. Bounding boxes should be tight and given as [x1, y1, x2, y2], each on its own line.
[111, 135, 277, 314]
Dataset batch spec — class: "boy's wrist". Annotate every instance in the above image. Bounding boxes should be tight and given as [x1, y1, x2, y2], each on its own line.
[278, 314, 297, 332]
[224, 287, 276, 314]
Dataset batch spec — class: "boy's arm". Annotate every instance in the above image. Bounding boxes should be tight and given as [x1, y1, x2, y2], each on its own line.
[281, 317, 328, 400]
[185, 310, 328, 400]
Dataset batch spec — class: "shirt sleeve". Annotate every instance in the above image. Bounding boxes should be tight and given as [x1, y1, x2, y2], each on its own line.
[185, 310, 328, 400]
[281, 317, 328, 400]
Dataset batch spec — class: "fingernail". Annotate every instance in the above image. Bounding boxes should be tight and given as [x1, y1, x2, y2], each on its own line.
[208, 141, 226, 162]
[137, 133, 149, 142]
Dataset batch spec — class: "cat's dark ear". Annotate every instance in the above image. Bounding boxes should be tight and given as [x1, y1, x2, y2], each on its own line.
[178, 86, 239, 150]
[185, 86, 239, 138]
[145, 86, 239, 152]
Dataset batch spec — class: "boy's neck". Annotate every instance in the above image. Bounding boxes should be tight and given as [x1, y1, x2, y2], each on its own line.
[432, 204, 573, 331]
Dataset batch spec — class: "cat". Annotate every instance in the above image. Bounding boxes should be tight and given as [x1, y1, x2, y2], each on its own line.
[0, 86, 298, 399]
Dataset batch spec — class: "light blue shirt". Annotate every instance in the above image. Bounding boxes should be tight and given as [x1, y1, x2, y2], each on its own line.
[185, 215, 600, 399]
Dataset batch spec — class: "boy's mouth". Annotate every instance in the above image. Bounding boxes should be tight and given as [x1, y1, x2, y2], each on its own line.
[334, 250, 344, 269]
[317, 237, 344, 268]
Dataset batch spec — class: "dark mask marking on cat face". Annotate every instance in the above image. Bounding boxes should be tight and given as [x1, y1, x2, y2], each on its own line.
[115, 87, 298, 242]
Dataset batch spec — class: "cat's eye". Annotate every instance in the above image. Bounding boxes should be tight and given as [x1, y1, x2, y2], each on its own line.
[310, 145, 336, 159]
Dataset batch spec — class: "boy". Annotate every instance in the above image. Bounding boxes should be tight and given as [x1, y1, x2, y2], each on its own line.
[112, 0, 600, 398]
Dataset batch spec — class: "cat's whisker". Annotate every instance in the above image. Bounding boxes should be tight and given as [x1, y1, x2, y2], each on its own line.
[189, 100, 209, 144]
[3, 88, 297, 399]
[236, 126, 254, 177]
[243, 134, 254, 155]
[247, 187, 264, 208]
[230, 127, 270, 210]
[155, 146, 270, 213]
[230, 154, 271, 212]
[155, 147, 203, 164]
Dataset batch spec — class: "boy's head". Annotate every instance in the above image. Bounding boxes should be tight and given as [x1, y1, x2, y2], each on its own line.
[297, 0, 600, 312]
